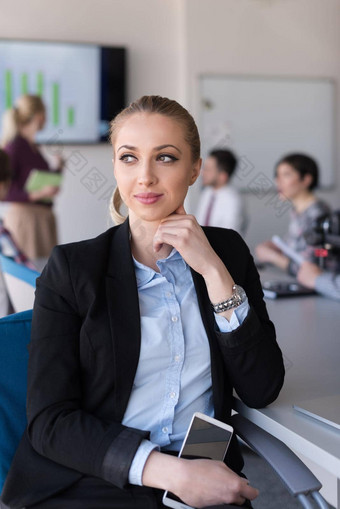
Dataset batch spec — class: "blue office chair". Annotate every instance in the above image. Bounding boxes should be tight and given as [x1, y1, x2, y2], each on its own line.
[0, 254, 40, 313]
[0, 311, 330, 508]
[0, 310, 32, 496]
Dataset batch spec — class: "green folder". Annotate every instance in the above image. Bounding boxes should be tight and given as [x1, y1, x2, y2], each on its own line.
[25, 170, 62, 202]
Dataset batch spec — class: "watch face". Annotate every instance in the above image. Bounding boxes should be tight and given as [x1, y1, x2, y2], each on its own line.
[234, 285, 246, 303]
[212, 285, 247, 313]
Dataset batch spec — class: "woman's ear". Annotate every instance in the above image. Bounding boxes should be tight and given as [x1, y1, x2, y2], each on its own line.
[302, 173, 313, 189]
[190, 158, 202, 186]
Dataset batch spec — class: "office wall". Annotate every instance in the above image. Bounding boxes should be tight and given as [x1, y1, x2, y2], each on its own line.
[0, 0, 184, 243]
[183, 0, 340, 250]
[0, 0, 339, 251]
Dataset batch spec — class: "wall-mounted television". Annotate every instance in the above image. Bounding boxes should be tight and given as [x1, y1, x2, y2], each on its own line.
[0, 39, 126, 144]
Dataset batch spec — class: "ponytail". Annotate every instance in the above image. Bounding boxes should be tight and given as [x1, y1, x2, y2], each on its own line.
[1, 108, 19, 147]
[110, 186, 126, 225]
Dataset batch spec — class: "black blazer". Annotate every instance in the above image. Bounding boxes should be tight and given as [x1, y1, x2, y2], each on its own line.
[2, 220, 284, 508]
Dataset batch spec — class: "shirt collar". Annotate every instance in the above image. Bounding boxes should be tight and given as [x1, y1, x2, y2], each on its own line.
[133, 248, 187, 287]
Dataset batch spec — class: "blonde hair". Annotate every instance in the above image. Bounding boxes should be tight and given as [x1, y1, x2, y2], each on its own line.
[109, 186, 126, 225]
[1, 94, 45, 147]
[109, 95, 201, 224]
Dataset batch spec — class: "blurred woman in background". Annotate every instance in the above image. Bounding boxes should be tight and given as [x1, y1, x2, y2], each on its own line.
[1, 94, 63, 271]
[256, 153, 331, 275]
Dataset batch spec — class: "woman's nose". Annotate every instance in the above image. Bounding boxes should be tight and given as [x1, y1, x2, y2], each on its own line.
[137, 162, 156, 186]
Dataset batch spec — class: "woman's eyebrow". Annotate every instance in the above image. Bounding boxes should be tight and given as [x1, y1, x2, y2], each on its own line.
[117, 144, 137, 152]
[117, 144, 182, 154]
[154, 144, 182, 154]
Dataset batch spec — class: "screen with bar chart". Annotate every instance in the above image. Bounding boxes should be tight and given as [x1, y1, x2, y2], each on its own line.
[0, 40, 126, 143]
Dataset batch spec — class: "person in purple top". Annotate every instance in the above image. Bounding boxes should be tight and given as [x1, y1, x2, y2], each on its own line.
[0, 148, 37, 316]
[1, 95, 63, 270]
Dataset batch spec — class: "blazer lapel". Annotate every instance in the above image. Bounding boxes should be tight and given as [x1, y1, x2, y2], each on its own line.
[105, 220, 141, 419]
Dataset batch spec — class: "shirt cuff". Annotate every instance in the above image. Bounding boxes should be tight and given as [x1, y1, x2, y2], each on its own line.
[315, 272, 340, 300]
[214, 298, 250, 332]
[128, 439, 160, 486]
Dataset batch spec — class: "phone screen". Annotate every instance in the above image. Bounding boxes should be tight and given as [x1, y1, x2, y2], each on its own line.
[162, 413, 233, 509]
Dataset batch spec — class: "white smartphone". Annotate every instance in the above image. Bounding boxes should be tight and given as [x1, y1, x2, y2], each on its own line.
[162, 412, 234, 509]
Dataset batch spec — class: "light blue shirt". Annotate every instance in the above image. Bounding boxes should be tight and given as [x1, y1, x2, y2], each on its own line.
[123, 248, 249, 485]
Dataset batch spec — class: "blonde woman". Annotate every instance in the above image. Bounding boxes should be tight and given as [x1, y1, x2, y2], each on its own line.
[1, 95, 63, 270]
[2, 96, 284, 509]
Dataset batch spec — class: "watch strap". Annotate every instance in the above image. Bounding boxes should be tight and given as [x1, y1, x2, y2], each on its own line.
[211, 284, 245, 313]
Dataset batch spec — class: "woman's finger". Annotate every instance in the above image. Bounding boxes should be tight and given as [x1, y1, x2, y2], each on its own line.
[161, 213, 195, 224]
[174, 204, 186, 215]
[153, 232, 178, 252]
[240, 481, 259, 501]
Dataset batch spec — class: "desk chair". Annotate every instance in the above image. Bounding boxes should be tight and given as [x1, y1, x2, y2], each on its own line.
[0, 310, 31, 501]
[0, 311, 329, 509]
[0, 254, 39, 313]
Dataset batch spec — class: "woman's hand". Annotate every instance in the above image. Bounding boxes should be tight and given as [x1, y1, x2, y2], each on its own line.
[297, 261, 321, 289]
[153, 206, 221, 277]
[176, 458, 259, 508]
[28, 185, 60, 202]
[153, 206, 236, 320]
[255, 241, 289, 271]
[142, 451, 259, 507]
[54, 154, 65, 172]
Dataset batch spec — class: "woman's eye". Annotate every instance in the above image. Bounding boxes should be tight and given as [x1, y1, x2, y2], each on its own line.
[120, 154, 136, 163]
[158, 154, 178, 163]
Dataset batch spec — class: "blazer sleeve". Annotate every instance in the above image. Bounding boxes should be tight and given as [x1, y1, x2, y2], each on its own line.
[214, 232, 285, 408]
[27, 245, 149, 489]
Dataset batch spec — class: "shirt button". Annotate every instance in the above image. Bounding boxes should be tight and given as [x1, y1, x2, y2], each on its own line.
[174, 355, 181, 362]
[170, 392, 176, 399]
[162, 427, 168, 434]
[171, 316, 178, 322]
[166, 292, 172, 298]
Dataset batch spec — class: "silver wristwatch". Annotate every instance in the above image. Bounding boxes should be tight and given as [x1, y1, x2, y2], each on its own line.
[212, 284, 247, 313]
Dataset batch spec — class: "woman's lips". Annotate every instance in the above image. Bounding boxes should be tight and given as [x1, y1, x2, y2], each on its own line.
[134, 193, 163, 204]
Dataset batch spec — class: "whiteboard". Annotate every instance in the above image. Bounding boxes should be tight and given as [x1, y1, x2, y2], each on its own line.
[199, 76, 335, 190]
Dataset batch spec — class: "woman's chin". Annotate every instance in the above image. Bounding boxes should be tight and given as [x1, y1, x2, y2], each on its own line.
[130, 206, 175, 224]
[130, 211, 164, 224]
[277, 192, 289, 202]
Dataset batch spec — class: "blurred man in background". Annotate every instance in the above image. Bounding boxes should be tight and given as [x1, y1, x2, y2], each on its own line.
[195, 149, 247, 235]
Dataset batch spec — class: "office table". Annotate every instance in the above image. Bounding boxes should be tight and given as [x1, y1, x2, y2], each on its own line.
[234, 269, 340, 507]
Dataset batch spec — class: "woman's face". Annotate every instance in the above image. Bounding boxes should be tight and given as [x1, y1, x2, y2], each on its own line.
[275, 163, 312, 201]
[201, 156, 220, 187]
[113, 113, 201, 223]
[19, 110, 46, 136]
[34, 110, 46, 131]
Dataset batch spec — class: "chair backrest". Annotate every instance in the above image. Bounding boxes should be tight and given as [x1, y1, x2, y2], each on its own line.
[0, 310, 32, 494]
[0, 254, 39, 313]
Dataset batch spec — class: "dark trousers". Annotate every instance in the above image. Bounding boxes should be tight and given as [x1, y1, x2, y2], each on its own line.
[27, 476, 253, 509]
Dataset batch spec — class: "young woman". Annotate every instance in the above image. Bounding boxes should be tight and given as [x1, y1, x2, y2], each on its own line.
[1, 94, 63, 271]
[1, 96, 284, 509]
[255, 154, 330, 274]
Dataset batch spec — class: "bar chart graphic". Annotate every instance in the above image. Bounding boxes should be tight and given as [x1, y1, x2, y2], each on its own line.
[4, 70, 71, 127]
[0, 41, 100, 142]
